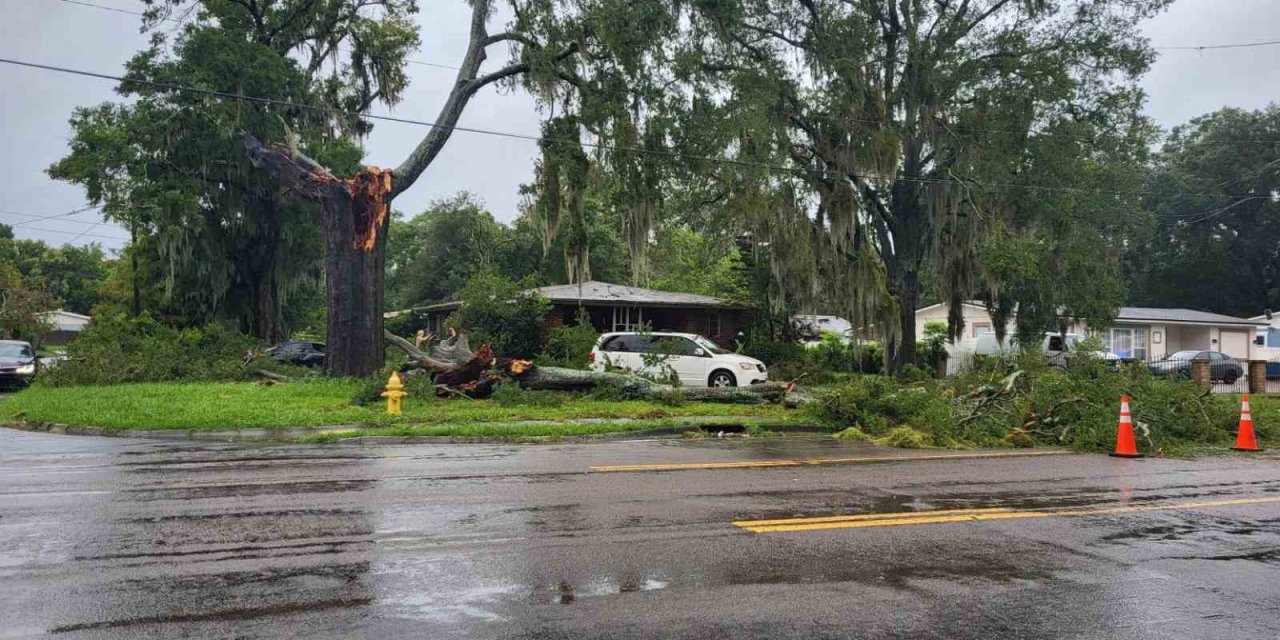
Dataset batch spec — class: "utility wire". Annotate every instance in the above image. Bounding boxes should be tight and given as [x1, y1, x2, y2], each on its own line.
[8, 224, 129, 242]
[3, 55, 1274, 203]
[1156, 39, 1280, 51]
[0, 205, 105, 228]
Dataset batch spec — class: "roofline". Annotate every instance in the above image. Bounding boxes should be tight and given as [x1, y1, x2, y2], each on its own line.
[44, 310, 91, 319]
[1114, 317, 1266, 328]
[914, 302, 1266, 328]
[915, 301, 987, 315]
[406, 298, 745, 314]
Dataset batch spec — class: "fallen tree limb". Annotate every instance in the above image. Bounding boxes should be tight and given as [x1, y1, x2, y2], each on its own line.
[510, 363, 790, 405]
[383, 330, 795, 404]
[254, 369, 291, 383]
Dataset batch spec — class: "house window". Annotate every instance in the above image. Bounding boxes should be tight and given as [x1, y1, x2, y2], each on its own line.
[1102, 327, 1149, 360]
[708, 312, 722, 337]
[611, 306, 644, 332]
[972, 323, 992, 337]
[1268, 328, 1280, 348]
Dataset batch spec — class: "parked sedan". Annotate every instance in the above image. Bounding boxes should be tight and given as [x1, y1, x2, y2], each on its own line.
[266, 341, 326, 367]
[0, 340, 38, 389]
[1148, 350, 1243, 384]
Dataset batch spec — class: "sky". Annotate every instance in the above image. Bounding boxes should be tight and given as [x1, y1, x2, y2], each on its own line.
[1, 0, 1278, 253]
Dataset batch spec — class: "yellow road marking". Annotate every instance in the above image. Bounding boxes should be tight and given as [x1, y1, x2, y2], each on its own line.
[589, 449, 1069, 473]
[736, 495, 1280, 533]
[735, 507, 1014, 528]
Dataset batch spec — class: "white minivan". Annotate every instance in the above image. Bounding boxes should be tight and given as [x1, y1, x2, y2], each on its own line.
[588, 332, 768, 387]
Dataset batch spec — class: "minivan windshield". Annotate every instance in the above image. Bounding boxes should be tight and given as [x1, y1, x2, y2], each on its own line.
[0, 344, 32, 358]
[694, 336, 730, 355]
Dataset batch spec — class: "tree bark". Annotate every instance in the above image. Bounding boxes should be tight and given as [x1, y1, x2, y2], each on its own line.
[512, 365, 790, 404]
[322, 205, 388, 377]
[241, 132, 390, 376]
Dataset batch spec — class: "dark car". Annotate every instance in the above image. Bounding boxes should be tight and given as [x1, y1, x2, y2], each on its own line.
[0, 340, 38, 389]
[266, 341, 326, 367]
[1148, 350, 1243, 384]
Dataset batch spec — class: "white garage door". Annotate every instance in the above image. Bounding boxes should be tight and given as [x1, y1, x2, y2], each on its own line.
[1219, 330, 1250, 359]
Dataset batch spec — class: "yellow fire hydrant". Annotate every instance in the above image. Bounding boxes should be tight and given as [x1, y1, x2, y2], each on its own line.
[381, 371, 407, 415]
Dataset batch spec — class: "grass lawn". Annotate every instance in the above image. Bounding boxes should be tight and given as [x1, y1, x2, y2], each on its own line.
[0, 380, 803, 434]
[1250, 394, 1280, 437]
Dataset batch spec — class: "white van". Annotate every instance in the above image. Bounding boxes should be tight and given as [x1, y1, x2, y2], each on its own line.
[973, 332, 1119, 367]
[588, 332, 768, 387]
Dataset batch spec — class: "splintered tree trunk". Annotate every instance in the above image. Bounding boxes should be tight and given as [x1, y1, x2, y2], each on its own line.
[323, 207, 387, 377]
[242, 132, 392, 377]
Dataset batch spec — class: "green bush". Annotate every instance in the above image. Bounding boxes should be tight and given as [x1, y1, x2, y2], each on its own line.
[448, 270, 549, 358]
[539, 308, 599, 369]
[805, 354, 1236, 453]
[39, 313, 269, 386]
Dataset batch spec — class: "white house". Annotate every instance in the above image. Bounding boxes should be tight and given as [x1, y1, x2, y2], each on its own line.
[1248, 312, 1280, 361]
[916, 302, 1268, 361]
[40, 310, 91, 346]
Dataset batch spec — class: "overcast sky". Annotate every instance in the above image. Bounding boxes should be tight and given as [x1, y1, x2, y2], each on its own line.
[2, 0, 1278, 252]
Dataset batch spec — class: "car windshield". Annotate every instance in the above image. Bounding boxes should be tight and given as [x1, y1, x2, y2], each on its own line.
[1165, 350, 1200, 360]
[694, 336, 730, 355]
[0, 344, 32, 358]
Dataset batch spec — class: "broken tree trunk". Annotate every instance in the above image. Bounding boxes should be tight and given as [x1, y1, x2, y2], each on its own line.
[383, 330, 790, 404]
[243, 132, 391, 378]
[507, 362, 790, 405]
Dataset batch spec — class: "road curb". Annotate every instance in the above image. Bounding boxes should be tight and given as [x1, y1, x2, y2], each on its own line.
[0, 420, 830, 444]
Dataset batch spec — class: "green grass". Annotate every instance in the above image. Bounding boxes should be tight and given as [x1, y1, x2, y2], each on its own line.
[0, 380, 801, 432]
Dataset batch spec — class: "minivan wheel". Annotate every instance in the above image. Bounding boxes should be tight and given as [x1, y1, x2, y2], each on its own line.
[709, 370, 737, 388]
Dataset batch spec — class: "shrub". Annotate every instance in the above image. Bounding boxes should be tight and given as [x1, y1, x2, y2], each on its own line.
[40, 313, 263, 386]
[448, 270, 549, 357]
[807, 356, 1235, 454]
[539, 308, 599, 369]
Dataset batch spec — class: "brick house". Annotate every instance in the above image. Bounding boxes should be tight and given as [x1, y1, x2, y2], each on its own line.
[411, 281, 751, 348]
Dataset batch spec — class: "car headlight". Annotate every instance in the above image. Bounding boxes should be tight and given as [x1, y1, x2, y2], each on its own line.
[739, 362, 756, 371]
[15, 363, 35, 375]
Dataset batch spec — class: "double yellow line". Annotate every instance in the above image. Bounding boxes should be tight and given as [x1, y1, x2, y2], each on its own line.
[735, 495, 1280, 533]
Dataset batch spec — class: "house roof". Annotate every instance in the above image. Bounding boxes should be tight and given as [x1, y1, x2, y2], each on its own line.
[913, 302, 1264, 327]
[530, 281, 731, 307]
[41, 309, 91, 332]
[1114, 307, 1265, 327]
[412, 281, 735, 314]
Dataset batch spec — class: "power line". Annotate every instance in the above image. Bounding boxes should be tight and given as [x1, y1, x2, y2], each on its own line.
[3, 55, 1272, 202]
[0, 205, 105, 228]
[55, 0, 461, 70]
[9, 224, 129, 242]
[1156, 39, 1280, 51]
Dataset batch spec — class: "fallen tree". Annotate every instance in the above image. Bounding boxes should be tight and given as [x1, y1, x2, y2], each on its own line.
[383, 329, 794, 405]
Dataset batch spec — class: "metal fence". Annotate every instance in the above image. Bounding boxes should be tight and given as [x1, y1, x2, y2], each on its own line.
[1137, 355, 1280, 394]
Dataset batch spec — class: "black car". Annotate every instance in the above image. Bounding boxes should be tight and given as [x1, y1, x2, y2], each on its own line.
[0, 340, 38, 388]
[1147, 350, 1243, 384]
[266, 341, 326, 367]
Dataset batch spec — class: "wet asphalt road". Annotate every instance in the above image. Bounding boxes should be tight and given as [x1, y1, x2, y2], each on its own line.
[2, 429, 1279, 639]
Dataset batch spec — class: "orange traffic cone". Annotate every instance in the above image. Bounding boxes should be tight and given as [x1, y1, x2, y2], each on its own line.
[1232, 394, 1262, 452]
[1110, 395, 1143, 458]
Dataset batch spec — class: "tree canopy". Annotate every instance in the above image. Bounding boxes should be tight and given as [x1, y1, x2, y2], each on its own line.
[1129, 106, 1280, 318]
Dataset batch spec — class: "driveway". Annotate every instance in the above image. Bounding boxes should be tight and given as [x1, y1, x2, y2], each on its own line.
[3, 430, 1279, 639]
